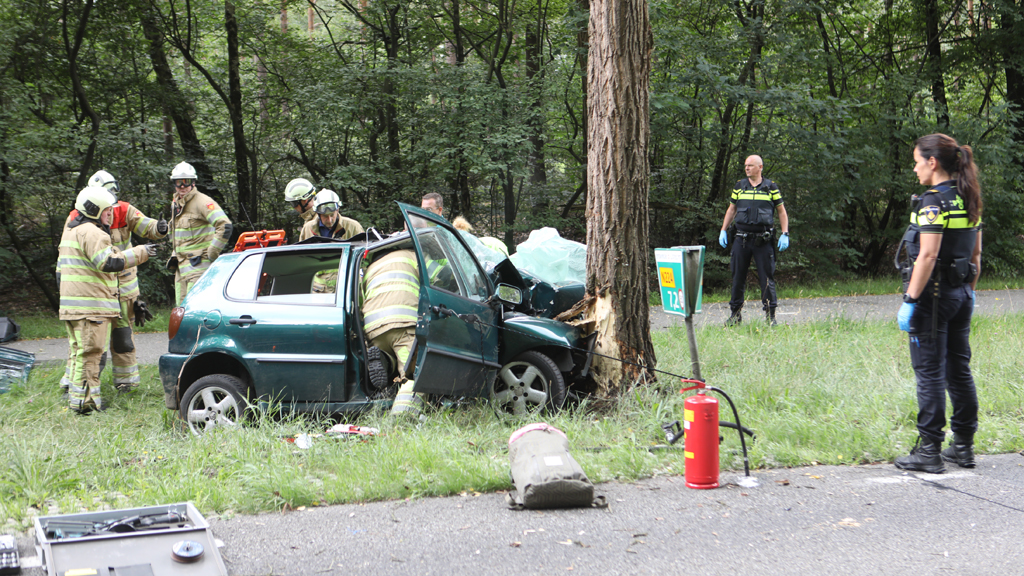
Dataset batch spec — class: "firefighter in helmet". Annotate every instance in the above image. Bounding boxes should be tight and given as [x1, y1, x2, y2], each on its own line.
[360, 249, 424, 419]
[58, 186, 155, 413]
[285, 178, 318, 223]
[58, 170, 167, 393]
[167, 162, 232, 305]
[298, 189, 364, 242]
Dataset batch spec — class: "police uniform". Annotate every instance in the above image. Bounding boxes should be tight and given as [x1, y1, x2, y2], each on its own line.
[169, 188, 232, 305]
[58, 214, 149, 412]
[728, 177, 783, 315]
[360, 249, 424, 416]
[905, 180, 979, 448]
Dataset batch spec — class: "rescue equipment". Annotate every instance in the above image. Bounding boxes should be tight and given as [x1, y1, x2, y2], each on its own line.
[506, 423, 605, 509]
[662, 379, 754, 489]
[233, 230, 286, 252]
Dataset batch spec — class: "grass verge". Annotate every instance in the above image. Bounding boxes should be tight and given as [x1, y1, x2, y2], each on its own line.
[0, 313, 1021, 528]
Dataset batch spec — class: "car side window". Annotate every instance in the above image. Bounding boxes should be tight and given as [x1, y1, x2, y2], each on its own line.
[249, 251, 343, 305]
[416, 232, 461, 294]
[225, 254, 263, 301]
[435, 227, 491, 301]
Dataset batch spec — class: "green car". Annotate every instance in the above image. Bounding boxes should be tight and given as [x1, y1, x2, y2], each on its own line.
[159, 204, 595, 434]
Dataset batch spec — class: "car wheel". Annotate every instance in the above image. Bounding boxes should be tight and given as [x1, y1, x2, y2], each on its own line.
[179, 374, 249, 436]
[492, 351, 566, 416]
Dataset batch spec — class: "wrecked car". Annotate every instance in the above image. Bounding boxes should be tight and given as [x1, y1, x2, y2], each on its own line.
[159, 203, 595, 434]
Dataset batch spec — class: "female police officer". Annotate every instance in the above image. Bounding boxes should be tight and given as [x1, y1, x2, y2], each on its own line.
[895, 134, 982, 474]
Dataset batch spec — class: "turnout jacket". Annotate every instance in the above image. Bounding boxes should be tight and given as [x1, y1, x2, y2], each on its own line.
[170, 189, 232, 279]
[58, 216, 149, 321]
[730, 177, 783, 233]
[361, 249, 420, 340]
[68, 202, 166, 300]
[298, 214, 364, 242]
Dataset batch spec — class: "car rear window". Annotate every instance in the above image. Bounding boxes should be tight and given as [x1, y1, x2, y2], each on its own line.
[225, 250, 345, 305]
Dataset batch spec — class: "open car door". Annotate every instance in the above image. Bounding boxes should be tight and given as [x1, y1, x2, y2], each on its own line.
[398, 203, 501, 397]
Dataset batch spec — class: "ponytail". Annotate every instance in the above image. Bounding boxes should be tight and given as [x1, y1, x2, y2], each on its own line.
[914, 133, 983, 224]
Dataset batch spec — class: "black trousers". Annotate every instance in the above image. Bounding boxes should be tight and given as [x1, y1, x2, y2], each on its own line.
[908, 285, 978, 444]
[729, 233, 777, 312]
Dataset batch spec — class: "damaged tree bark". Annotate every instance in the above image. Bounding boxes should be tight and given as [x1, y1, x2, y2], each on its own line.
[582, 0, 656, 395]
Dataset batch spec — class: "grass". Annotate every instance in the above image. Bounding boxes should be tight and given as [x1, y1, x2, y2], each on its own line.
[7, 307, 173, 340]
[1, 312, 1021, 528]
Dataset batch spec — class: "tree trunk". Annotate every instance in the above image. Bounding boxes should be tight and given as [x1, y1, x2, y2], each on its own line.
[923, 0, 949, 129]
[226, 1, 255, 226]
[1002, 1, 1024, 175]
[584, 0, 655, 396]
[140, 7, 224, 207]
[0, 161, 59, 312]
[62, 0, 99, 190]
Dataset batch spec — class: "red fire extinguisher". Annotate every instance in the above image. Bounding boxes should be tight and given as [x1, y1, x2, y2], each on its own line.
[684, 391, 719, 489]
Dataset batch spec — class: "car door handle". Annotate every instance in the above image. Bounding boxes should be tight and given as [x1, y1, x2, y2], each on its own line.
[229, 315, 257, 326]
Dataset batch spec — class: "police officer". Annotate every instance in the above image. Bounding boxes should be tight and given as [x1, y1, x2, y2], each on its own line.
[298, 189, 364, 242]
[285, 178, 318, 223]
[719, 155, 790, 326]
[58, 186, 154, 413]
[360, 249, 424, 419]
[168, 162, 232, 305]
[59, 170, 168, 393]
[894, 134, 982, 474]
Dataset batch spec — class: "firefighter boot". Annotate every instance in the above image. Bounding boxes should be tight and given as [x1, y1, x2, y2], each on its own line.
[766, 308, 778, 327]
[895, 436, 946, 474]
[940, 433, 975, 468]
[725, 309, 742, 327]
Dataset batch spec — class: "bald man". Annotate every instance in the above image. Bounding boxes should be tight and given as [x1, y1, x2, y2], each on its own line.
[718, 155, 790, 327]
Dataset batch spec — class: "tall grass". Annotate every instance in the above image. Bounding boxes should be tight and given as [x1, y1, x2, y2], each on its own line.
[0, 313, 1021, 527]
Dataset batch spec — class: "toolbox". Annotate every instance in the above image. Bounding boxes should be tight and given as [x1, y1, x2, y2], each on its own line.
[34, 502, 227, 576]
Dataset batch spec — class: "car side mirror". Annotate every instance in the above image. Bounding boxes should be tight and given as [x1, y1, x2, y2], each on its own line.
[496, 283, 523, 305]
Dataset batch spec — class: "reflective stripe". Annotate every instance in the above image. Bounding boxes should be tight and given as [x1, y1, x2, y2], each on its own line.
[364, 305, 418, 328]
[366, 270, 418, 290]
[90, 246, 115, 269]
[60, 297, 120, 309]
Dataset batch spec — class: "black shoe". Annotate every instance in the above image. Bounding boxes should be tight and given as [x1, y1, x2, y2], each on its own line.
[725, 310, 742, 327]
[766, 308, 778, 327]
[366, 346, 392, 391]
[895, 436, 946, 474]
[940, 433, 976, 468]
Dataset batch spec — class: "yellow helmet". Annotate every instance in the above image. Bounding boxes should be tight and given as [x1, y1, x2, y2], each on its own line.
[75, 186, 117, 219]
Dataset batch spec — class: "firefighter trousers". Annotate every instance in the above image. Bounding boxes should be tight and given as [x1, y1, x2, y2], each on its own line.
[369, 327, 425, 416]
[65, 318, 111, 411]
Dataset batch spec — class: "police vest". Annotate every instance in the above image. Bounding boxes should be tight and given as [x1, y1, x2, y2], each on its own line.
[731, 178, 783, 232]
[911, 181, 979, 287]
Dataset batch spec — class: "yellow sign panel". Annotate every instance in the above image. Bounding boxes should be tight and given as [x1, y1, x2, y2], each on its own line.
[659, 267, 676, 288]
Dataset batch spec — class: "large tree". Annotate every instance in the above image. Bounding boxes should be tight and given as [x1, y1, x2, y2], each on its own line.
[580, 0, 656, 395]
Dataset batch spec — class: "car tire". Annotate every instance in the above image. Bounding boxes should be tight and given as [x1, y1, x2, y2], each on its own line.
[492, 350, 566, 416]
[180, 374, 249, 436]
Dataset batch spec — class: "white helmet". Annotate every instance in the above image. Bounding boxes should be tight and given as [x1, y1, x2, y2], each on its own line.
[169, 161, 198, 181]
[75, 186, 117, 220]
[88, 170, 119, 201]
[284, 178, 317, 204]
[313, 189, 342, 214]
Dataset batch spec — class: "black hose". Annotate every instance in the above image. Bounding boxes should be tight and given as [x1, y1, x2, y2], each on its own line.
[708, 386, 750, 477]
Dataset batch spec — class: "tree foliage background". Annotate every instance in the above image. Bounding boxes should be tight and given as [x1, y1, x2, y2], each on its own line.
[2, 0, 1023, 310]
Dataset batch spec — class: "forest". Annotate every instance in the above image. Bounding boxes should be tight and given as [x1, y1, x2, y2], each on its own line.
[2, 0, 1023, 310]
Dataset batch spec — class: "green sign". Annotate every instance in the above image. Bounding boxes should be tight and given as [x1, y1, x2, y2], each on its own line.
[655, 246, 705, 317]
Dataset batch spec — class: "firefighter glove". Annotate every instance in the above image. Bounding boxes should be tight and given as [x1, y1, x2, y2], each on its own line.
[144, 244, 158, 257]
[778, 232, 790, 251]
[718, 230, 728, 248]
[897, 302, 915, 332]
[133, 300, 154, 327]
[157, 219, 168, 235]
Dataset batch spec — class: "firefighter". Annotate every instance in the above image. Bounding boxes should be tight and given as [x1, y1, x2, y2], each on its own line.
[298, 189, 364, 241]
[58, 186, 155, 413]
[58, 170, 168, 392]
[168, 162, 232, 305]
[718, 155, 790, 326]
[360, 249, 424, 418]
[285, 178, 318, 222]
[894, 134, 983, 474]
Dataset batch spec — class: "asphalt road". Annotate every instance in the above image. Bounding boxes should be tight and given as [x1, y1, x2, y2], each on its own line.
[6, 290, 1024, 575]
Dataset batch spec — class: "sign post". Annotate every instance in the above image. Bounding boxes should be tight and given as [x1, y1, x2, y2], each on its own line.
[655, 246, 706, 379]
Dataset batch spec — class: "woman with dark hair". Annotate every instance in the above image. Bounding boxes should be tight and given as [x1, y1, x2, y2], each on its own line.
[895, 133, 983, 474]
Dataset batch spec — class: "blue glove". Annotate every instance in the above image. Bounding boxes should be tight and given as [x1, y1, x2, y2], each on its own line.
[778, 233, 790, 251]
[968, 288, 975, 301]
[898, 302, 915, 332]
[719, 230, 728, 248]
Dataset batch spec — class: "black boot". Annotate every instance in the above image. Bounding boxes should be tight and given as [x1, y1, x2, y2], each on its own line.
[725, 309, 742, 327]
[766, 308, 778, 327]
[940, 433, 975, 468]
[895, 436, 946, 474]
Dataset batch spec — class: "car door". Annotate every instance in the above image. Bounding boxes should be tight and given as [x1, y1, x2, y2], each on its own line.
[220, 246, 351, 405]
[399, 204, 501, 397]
